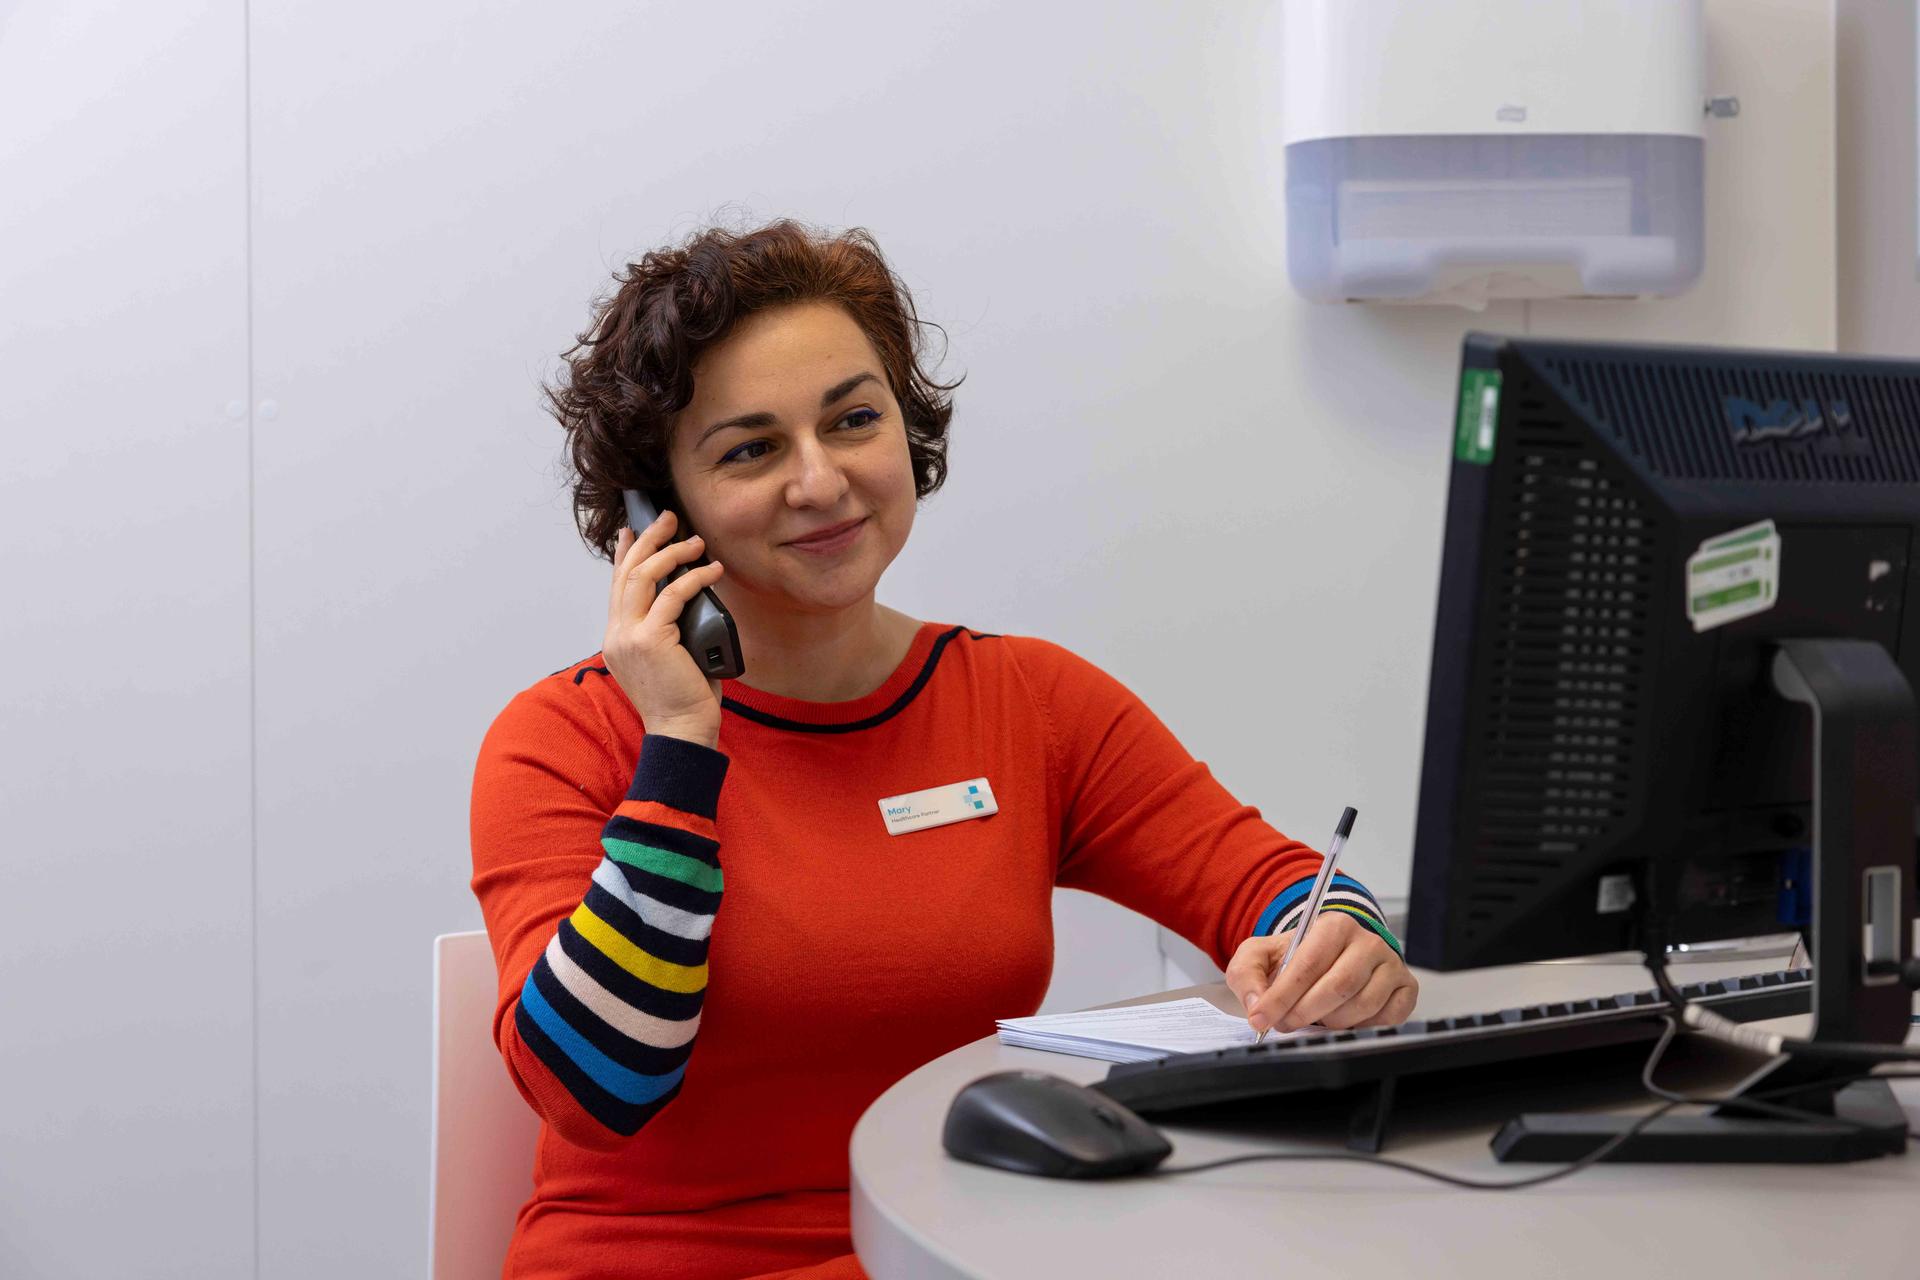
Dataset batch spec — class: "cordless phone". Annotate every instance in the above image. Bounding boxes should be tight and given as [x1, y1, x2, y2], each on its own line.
[622, 488, 745, 680]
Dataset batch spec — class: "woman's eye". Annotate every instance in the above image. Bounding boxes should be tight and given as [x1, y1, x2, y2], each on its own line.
[719, 412, 877, 464]
[719, 440, 771, 465]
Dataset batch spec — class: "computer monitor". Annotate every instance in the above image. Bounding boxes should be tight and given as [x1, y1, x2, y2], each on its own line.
[1405, 333, 1917, 1068]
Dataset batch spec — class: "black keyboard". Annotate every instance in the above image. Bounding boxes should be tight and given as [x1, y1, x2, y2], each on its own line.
[1094, 967, 1813, 1144]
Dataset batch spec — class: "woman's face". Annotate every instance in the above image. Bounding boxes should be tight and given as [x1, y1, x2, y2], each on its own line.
[666, 300, 918, 619]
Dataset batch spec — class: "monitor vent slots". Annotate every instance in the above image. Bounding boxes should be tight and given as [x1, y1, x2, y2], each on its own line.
[1538, 355, 1920, 484]
[1464, 390, 1652, 933]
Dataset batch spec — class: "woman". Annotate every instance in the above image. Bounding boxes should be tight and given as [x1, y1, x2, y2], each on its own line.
[470, 219, 1417, 1279]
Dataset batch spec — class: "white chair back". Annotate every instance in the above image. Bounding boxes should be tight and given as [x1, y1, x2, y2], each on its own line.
[429, 930, 541, 1279]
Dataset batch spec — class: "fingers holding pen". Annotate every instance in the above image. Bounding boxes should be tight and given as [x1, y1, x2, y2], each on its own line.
[1224, 939, 1266, 1009]
[1245, 915, 1347, 1034]
[1224, 930, 1289, 1019]
[1297, 948, 1393, 1029]
[1255, 918, 1419, 1033]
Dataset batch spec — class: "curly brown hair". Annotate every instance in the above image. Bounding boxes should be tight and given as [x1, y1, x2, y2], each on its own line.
[545, 219, 962, 559]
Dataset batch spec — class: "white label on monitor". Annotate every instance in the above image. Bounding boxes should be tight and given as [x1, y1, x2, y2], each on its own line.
[1596, 874, 1636, 914]
[1686, 520, 1779, 633]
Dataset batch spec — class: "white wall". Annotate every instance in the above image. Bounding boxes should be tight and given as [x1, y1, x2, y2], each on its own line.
[1532, 0, 1835, 351]
[0, 4, 254, 1277]
[1838, 0, 1920, 354]
[2, 2, 1839, 1275]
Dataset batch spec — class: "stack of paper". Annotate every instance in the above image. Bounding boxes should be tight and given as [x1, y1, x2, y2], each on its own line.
[996, 997, 1302, 1064]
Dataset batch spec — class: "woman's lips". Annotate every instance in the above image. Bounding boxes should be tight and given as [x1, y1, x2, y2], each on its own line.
[786, 517, 866, 554]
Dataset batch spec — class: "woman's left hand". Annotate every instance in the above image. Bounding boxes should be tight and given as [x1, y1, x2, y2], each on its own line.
[1224, 912, 1418, 1035]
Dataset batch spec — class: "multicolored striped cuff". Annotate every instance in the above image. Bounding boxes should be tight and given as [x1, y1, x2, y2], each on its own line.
[515, 732, 729, 1135]
[1253, 870, 1402, 956]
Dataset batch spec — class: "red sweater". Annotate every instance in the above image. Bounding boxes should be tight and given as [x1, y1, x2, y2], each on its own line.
[469, 623, 1393, 1279]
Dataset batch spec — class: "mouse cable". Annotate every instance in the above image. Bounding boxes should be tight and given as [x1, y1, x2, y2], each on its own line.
[1152, 1019, 1917, 1191]
[1643, 951, 1920, 1065]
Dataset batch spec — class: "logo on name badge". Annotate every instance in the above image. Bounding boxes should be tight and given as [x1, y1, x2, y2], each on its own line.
[877, 777, 999, 835]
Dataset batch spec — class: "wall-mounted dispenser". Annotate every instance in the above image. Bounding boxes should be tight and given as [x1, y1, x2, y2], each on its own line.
[1283, 0, 1708, 307]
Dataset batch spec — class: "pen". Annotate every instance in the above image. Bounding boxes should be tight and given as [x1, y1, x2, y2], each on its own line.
[1253, 806, 1358, 1045]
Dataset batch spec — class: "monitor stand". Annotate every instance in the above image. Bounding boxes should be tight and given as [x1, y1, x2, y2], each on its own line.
[1494, 638, 1916, 1164]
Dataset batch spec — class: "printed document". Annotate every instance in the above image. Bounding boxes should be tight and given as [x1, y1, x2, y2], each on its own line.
[996, 997, 1307, 1064]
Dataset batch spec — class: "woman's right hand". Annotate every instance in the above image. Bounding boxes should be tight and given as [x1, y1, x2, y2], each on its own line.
[604, 509, 727, 749]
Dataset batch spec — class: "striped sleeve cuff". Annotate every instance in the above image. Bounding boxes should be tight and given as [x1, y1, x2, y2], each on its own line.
[1253, 870, 1402, 956]
[514, 734, 729, 1137]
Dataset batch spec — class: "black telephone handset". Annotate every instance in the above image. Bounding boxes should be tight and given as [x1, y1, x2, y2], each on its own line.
[622, 488, 745, 680]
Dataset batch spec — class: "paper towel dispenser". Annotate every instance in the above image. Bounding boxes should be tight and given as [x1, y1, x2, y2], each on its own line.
[1282, 0, 1708, 307]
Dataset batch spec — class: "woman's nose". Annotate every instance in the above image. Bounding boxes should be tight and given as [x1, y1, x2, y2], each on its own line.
[785, 440, 850, 508]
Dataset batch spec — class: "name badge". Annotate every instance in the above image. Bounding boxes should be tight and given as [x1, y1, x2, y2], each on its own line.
[877, 777, 999, 835]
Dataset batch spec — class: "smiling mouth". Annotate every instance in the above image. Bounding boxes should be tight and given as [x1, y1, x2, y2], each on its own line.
[787, 517, 866, 547]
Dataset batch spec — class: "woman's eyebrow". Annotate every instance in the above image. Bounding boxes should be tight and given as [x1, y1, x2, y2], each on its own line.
[694, 371, 882, 448]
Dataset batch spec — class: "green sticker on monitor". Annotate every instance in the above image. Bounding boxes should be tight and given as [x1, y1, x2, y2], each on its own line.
[1455, 368, 1501, 465]
[1686, 519, 1780, 632]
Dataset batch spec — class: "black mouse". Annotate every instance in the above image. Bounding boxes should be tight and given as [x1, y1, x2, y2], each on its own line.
[942, 1070, 1173, 1178]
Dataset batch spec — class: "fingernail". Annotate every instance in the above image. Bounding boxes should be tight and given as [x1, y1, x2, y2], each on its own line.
[1243, 991, 1258, 1013]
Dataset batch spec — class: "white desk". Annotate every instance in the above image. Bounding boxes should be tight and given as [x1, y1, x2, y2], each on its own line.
[850, 959, 1920, 1279]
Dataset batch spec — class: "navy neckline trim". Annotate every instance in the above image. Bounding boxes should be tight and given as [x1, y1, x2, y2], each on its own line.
[721, 626, 994, 734]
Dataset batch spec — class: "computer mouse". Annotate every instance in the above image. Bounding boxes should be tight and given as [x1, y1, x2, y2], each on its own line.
[942, 1070, 1173, 1178]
